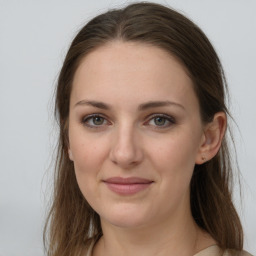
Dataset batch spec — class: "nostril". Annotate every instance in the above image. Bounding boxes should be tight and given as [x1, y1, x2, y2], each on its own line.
[109, 142, 143, 168]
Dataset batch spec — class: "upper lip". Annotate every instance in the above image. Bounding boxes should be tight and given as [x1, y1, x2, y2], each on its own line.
[103, 177, 153, 184]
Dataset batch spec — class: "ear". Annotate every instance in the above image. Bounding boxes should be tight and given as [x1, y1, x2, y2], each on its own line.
[68, 148, 74, 161]
[196, 112, 227, 164]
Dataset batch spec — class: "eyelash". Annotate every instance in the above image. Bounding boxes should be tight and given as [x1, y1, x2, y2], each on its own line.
[81, 114, 110, 129]
[145, 114, 176, 129]
[81, 113, 176, 129]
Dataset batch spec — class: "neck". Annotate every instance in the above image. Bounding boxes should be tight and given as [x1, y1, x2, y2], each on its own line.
[93, 210, 215, 256]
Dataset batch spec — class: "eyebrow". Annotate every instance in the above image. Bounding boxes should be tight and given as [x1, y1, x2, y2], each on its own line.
[138, 100, 185, 111]
[74, 100, 111, 110]
[74, 100, 184, 111]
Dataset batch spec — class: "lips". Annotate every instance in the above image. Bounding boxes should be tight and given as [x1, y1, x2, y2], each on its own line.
[103, 177, 153, 195]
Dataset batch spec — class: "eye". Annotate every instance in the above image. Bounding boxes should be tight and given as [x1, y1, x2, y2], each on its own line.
[146, 114, 175, 128]
[82, 114, 109, 128]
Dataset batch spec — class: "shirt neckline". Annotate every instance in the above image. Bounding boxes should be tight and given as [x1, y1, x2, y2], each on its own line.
[194, 245, 221, 256]
[86, 241, 220, 256]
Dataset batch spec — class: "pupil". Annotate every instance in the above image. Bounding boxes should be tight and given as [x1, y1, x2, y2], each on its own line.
[93, 117, 103, 125]
[155, 117, 165, 126]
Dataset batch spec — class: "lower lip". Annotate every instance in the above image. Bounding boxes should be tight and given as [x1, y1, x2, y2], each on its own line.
[104, 182, 152, 195]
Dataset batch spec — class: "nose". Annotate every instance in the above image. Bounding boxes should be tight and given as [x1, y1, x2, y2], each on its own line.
[109, 124, 143, 169]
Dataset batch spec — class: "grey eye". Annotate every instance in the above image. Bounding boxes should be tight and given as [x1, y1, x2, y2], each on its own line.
[146, 114, 175, 129]
[154, 117, 167, 126]
[92, 116, 105, 125]
[82, 115, 108, 127]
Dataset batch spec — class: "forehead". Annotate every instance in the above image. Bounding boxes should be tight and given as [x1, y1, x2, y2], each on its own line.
[71, 41, 198, 110]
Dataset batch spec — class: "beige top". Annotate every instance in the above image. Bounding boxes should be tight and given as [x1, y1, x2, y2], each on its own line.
[85, 243, 252, 256]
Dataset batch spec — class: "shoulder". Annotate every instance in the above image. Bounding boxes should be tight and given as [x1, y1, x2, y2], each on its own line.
[194, 245, 253, 256]
[223, 249, 253, 256]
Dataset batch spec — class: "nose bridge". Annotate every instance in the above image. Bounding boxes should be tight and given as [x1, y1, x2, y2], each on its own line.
[110, 121, 143, 168]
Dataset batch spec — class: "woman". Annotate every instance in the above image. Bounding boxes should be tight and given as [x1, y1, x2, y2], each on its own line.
[44, 2, 252, 256]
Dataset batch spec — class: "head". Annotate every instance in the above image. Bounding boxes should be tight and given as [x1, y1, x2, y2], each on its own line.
[45, 2, 243, 256]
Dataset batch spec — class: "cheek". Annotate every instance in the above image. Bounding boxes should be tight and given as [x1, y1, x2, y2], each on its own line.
[70, 128, 109, 169]
[148, 128, 201, 188]
[69, 132, 110, 195]
[150, 130, 200, 167]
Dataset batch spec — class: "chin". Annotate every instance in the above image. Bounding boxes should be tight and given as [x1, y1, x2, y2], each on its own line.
[107, 216, 147, 229]
[100, 204, 151, 229]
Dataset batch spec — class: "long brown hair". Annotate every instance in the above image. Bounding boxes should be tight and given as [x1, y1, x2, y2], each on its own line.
[44, 2, 243, 255]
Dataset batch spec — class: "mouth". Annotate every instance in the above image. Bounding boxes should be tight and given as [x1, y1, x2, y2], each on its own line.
[103, 177, 154, 195]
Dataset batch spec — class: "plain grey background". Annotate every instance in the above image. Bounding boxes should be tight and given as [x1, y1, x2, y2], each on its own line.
[0, 0, 255, 255]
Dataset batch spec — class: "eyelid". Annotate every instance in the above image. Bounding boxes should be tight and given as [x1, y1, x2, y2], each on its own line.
[81, 113, 111, 128]
[80, 112, 176, 129]
[144, 113, 176, 128]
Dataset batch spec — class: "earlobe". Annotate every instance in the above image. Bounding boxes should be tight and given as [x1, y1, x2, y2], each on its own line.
[196, 112, 227, 164]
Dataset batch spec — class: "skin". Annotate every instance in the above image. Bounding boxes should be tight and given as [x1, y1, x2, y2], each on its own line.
[68, 41, 226, 256]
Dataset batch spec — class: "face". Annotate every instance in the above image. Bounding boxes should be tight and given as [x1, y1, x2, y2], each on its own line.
[68, 41, 205, 229]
